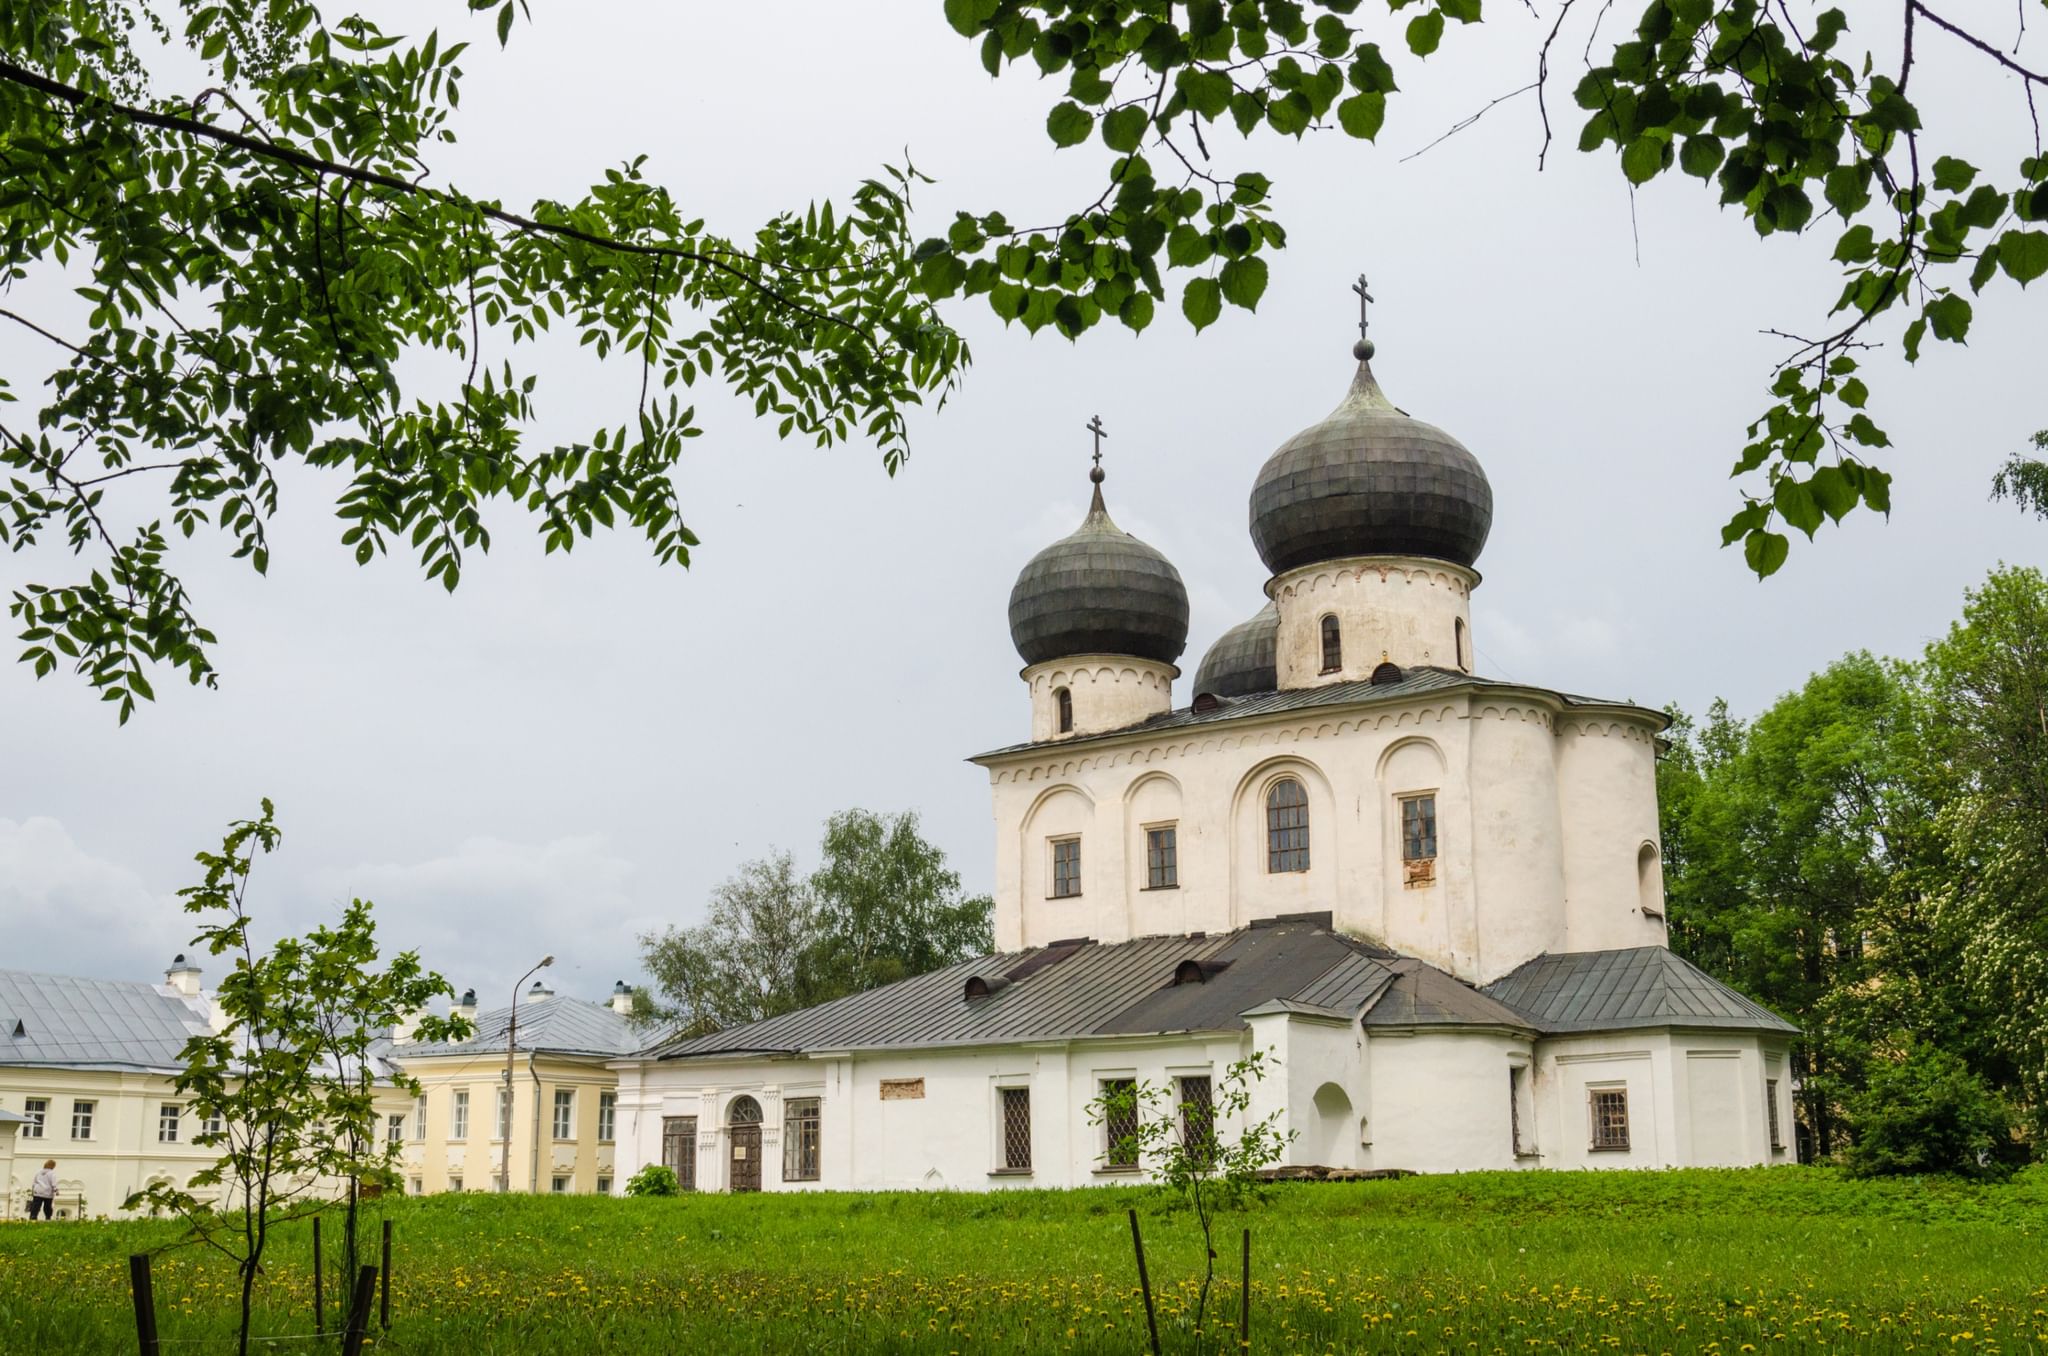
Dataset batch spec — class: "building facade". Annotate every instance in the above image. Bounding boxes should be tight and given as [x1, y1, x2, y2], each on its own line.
[612, 323, 1797, 1192]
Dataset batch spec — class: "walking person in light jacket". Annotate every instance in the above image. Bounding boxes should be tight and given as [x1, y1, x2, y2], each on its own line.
[28, 1159, 59, 1219]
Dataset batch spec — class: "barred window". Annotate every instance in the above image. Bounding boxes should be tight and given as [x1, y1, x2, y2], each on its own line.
[1145, 826, 1178, 890]
[386, 1113, 406, 1146]
[158, 1103, 180, 1144]
[451, 1090, 469, 1140]
[598, 1091, 617, 1143]
[21, 1097, 46, 1139]
[1178, 1076, 1215, 1166]
[553, 1089, 575, 1140]
[70, 1099, 95, 1140]
[999, 1087, 1032, 1172]
[1267, 778, 1310, 873]
[1056, 686, 1074, 733]
[1051, 837, 1082, 898]
[1401, 794, 1438, 861]
[1320, 614, 1342, 673]
[1589, 1087, 1630, 1151]
[1101, 1078, 1139, 1169]
[1766, 1078, 1783, 1150]
[661, 1115, 698, 1191]
[783, 1098, 821, 1182]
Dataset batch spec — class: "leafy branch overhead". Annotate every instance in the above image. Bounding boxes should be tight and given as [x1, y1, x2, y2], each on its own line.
[0, 0, 966, 719]
[930, 0, 2048, 575]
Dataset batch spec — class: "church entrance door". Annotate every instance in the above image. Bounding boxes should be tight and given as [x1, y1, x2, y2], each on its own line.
[727, 1095, 764, 1193]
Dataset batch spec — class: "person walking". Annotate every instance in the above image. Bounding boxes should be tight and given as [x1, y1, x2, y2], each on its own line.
[27, 1160, 58, 1220]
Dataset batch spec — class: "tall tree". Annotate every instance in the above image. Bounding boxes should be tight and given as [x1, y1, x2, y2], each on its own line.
[638, 851, 821, 1034]
[1991, 431, 2048, 520]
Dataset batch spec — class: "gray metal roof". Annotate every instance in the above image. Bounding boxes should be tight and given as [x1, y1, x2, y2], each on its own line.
[1192, 601, 1279, 698]
[1365, 959, 1539, 1030]
[398, 994, 641, 1060]
[1008, 479, 1190, 668]
[972, 665, 1658, 760]
[1482, 947, 1798, 1034]
[0, 969, 213, 1073]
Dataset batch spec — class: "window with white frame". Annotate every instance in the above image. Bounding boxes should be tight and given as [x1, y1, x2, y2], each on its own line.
[409, 1177, 422, 1196]
[387, 1113, 406, 1146]
[1050, 837, 1082, 898]
[598, 1091, 617, 1143]
[21, 1097, 46, 1139]
[996, 1085, 1032, 1173]
[71, 1099, 95, 1140]
[450, 1089, 470, 1140]
[661, 1116, 698, 1191]
[551, 1175, 569, 1194]
[553, 1089, 575, 1140]
[158, 1103, 181, 1143]
[203, 1110, 223, 1137]
[1267, 779, 1309, 873]
[1588, 1086, 1630, 1152]
[448, 1174, 463, 1193]
[495, 1087, 511, 1141]
[1100, 1078, 1139, 1169]
[413, 1094, 427, 1141]
[596, 1174, 613, 1195]
[1400, 794, 1438, 862]
[1145, 825, 1178, 890]
[783, 1097, 821, 1182]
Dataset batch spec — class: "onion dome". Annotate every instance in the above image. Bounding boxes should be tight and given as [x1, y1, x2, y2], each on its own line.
[1192, 601, 1279, 697]
[1008, 468, 1189, 667]
[1249, 352, 1492, 574]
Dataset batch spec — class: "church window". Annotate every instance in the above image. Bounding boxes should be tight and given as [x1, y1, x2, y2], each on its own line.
[1401, 794, 1438, 861]
[998, 1087, 1033, 1172]
[1056, 686, 1073, 733]
[1766, 1079, 1783, 1151]
[1051, 837, 1082, 898]
[661, 1115, 698, 1190]
[784, 1097, 822, 1182]
[1145, 826, 1178, 889]
[1178, 1075, 1215, 1166]
[1637, 842, 1664, 918]
[1509, 1068, 1528, 1156]
[1100, 1078, 1139, 1169]
[1454, 617, 1468, 671]
[1589, 1087, 1630, 1152]
[1266, 778, 1310, 873]
[1319, 614, 1342, 673]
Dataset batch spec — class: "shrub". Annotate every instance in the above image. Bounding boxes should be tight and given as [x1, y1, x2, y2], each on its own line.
[623, 1164, 680, 1197]
[1845, 1041, 2013, 1179]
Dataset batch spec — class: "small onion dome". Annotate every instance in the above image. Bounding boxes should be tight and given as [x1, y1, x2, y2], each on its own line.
[1008, 473, 1189, 667]
[1249, 356, 1493, 574]
[1192, 601, 1279, 697]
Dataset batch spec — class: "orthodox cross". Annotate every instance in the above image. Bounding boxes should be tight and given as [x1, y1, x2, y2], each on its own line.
[1351, 273, 1374, 340]
[1086, 414, 1108, 474]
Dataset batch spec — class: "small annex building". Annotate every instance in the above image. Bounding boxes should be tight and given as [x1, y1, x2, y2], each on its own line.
[611, 318, 1798, 1191]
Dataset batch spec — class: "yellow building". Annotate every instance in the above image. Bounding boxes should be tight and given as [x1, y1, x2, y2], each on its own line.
[391, 981, 642, 1196]
[0, 958, 412, 1218]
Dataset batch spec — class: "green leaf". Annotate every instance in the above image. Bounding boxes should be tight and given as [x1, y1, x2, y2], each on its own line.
[1996, 229, 2048, 285]
[1349, 43, 1398, 94]
[1931, 156, 1977, 192]
[1119, 291, 1155, 333]
[1183, 276, 1222, 330]
[1843, 413, 1891, 449]
[495, 0, 514, 47]
[1679, 135, 1724, 180]
[1405, 10, 1445, 56]
[1219, 256, 1269, 310]
[1721, 501, 1768, 546]
[1101, 106, 1149, 153]
[1809, 466, 1858, 522]
[1925, 293, 1972, 342]
[1839, 377, 1869, 408]
[1336, 92, 1386, 140]
[1622, 135, 1668, 186]
[1744, 529, 1791, 577]
[1046, 102, 1094, 148]
[1773, 478, 1823, 538]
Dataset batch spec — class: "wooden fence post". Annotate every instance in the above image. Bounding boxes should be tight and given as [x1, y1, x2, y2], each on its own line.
[1240, 1226, 1252, 1351]
[379, 1217, 393, 1330]
[339, 1264, 378, 1356]
[1128, 1208, 1162, 1356]
[127, 1254, 159, 1356]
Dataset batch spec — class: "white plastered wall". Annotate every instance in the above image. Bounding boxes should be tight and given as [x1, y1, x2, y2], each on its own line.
[1365, 1029, 1534, 1172]
[1555, 717, 1672, 952]
[1269, 557, 1477, 686]
[1024, 657, 1178, 742]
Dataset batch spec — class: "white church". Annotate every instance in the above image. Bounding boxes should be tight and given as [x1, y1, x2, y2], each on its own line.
[612, 321, 1796, 1191]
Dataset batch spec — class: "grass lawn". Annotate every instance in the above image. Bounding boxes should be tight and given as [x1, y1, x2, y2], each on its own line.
[1, 1167, 2043, 1354]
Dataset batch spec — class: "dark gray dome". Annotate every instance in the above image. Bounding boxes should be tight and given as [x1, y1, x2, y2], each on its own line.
[1008, 482, 1189, 667]
[1192, 601, 1278, 696]
[1250, 358, 1492, 573]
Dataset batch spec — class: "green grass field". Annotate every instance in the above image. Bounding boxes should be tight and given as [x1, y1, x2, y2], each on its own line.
[1, 1167, 2043, 1354]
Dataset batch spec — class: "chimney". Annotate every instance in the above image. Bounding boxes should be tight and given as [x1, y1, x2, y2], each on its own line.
[452, 988, 478, 1023]
[390, 1007, 423, 1045]
[164, 954, 203, 999]
[609, 981, 636, 1017]
[524, 980, 554, 1004]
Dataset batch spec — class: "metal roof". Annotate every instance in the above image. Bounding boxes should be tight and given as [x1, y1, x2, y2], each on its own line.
[398, 994, 641, 1060]
[0, 969, 213, 1073]
[1365, 959, 1540, 1031]
[1482, 947, 1798, 1034]
[970, 666, 1660, 761]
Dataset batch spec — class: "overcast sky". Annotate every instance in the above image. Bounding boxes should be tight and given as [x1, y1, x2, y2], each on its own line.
[3, 1, 2041, 1010]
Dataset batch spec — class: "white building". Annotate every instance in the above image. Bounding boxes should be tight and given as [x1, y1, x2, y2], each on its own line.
[613, 328, 1797, 1191]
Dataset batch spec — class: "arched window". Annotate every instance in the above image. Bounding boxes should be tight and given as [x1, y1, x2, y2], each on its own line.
[1266, 778, 1310, 873]
[727, 1095, 763, 1125]
[1319, 615, 1341, 674]
[1454, 617, 1468, 672]
[1637, 843, 1664, 918]
[1056, 686, 1073, 734]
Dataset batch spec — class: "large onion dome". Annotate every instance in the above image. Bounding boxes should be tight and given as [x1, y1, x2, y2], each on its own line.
[1008, 471, 1189, 667]
[1192, 601, 1279, 697]
[1249, 355, 1492, 574]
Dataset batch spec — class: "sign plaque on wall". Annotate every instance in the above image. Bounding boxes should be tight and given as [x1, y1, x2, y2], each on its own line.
[879, 1078, 926, 1101]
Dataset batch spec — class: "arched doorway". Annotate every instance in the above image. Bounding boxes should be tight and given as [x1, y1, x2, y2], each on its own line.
[727, 1096, 763, 1193]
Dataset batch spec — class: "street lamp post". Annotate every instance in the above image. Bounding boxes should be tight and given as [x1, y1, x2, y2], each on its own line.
[502, 955, 554, 1194]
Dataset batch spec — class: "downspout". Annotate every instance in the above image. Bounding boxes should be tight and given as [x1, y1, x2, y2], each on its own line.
[528, 1052, 543, 1193]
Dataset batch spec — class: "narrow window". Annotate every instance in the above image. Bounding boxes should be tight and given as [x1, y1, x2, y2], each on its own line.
[22, 1097, 46, 1139]
[1509, 1068, 1526, 1156]
[1266, 778, 1310, 873]
[448, 1174, 463, 1193]
[1455, 617, 1469, 671]
[1101, 1078, 1140, 1169]
[551, 1174, 569, 1194]
[386, 1113, 406, 1146]
[70, 1099, 95, 1140]
[1637, 843, 1664, 918]
[1178, 1075, 1215, 1166]
[1766, 1078, 1783, 1151]
[1051, 837, 1083, 898]
[783, 1097, 822, 1182]
[999, 1087, 1033, 1172]
[1401, 794, 1439, 861]
[596, 1174, 613, 1195]
[1589, 1087, 1630, 1151]
[1056, 686, 1074, 733]
[598, 1091, 617, 1143]
[679, 1118, 703, 1189]
[158, 1103, 180, 1144]
[413, 1094, 427, 1141]
[451, 1090, 470, 1140]
[1145, 826, 1178, 889]
[553, 1089, 575, 1140]
[495, 1088, 511, 1141]
[204, 1111, 224, 1137]
[1319, 614, 1342, 673]
[409, 1177, 422, 1196]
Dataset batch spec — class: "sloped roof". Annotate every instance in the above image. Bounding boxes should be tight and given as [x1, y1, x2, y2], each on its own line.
[1365, 959, 1539, 1031]
[1482, 947, 1798, 1034]
[971, 666, 1660, 761]
[0, 970, 213, 1073]
[398, 994, 641, 1061]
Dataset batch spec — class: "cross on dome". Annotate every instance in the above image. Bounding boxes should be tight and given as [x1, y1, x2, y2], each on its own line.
[1086, 414, 1108, 484]
[1351, 273, 1376, 361]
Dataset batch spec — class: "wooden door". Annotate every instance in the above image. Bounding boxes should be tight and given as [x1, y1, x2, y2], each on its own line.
[729, 1125, 762, 1192]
